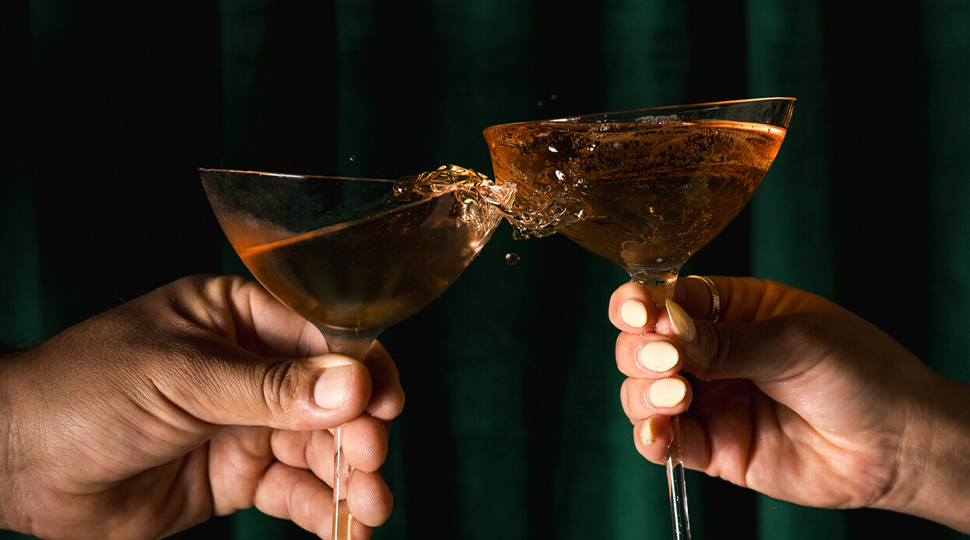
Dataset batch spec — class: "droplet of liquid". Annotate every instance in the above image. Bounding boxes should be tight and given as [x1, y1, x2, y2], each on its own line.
[348, 156, 357, 162]
[505, 253, 520, 266]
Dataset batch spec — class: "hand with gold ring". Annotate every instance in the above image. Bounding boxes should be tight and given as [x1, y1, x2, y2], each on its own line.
[608, 276, 970, 534]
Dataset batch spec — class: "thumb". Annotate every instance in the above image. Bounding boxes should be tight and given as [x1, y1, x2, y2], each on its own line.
[155, 346, 373, 431]
[674, 311, 822, 383]
[662, 276, 841, 383]
[660, 294, 838, 387]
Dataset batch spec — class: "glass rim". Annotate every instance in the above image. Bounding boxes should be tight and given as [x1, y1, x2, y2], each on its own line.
[482, 96, 797, 131]
[199, 167, 401, 184]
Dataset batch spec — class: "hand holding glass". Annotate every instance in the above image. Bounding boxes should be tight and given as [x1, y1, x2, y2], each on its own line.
[483, 97, 795, 539]
[201, 166, 509, 539]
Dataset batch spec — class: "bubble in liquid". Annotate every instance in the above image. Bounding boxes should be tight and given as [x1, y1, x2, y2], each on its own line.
[461, 198, 484, 227]
[505, 253, 521, 266]
[348, 156, 357, 162]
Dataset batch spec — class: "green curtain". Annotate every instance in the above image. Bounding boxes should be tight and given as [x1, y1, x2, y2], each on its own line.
[4, 1, 970, 539]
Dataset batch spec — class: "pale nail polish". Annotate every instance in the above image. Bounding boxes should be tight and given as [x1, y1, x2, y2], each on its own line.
[638, 341, 679, 373]
[649, 378, 687, 408]
[621, 299, 648, 328]
[666, 299, 696, 342]
[640, 417, 658, 445]
[314, 365, 353, 409]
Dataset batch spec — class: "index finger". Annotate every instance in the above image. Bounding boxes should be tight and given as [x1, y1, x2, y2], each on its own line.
[362, 341, 405, 421]
[610, 276, 823, 331]
[609, 282, 663, 332]
[608, 278, 717, 332]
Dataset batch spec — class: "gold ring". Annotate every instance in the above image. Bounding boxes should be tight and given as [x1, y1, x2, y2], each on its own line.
[687, 275, 721, 322]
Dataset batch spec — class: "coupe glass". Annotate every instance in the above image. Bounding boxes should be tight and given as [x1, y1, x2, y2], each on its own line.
[201, 166, 511, 539]
[482, 97, 795, 539]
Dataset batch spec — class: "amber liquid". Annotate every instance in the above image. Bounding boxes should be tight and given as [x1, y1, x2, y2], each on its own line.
[485, 118, 786, 280]
[236, 191, 492, 339]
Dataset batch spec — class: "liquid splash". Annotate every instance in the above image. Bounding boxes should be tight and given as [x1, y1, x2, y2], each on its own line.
[388, 165, 516, 235]
[390, 163, 588, 246]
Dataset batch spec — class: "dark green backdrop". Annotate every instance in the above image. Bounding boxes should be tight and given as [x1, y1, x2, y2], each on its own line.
[4, 1, 969, 539]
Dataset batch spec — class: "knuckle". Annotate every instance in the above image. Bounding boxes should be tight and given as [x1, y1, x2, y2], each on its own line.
[262, 360, 302, 419]
[709, 324, 734, 377]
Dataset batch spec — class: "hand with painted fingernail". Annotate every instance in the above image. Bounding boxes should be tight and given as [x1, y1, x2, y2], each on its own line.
[610, 276, 970, 534]
[0, 275, 405, 540]
[611, 282, 696, 459]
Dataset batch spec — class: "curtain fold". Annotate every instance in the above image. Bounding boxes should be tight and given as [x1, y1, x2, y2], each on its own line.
[925, 1, 970, 382]
[4, 1, 969, 539]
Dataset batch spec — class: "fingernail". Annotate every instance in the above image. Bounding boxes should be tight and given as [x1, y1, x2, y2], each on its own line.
[640, 417, 659, 445]
[314, 364, 353, 409]
[666, 300, 696, 342]
[637, 341, 679, 373]
[649, 378, 687, 408]
[621, 299, 648, 328]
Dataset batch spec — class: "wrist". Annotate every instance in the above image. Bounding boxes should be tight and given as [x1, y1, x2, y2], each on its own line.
[0, 349, 19, 532]
[880, 370, 970, 533]
[0, 347, 34, 535]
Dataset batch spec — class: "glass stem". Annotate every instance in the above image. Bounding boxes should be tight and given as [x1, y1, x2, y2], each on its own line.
[333, 425, 353, 540]
[666, 416, 691, 539]
[629, 272, 690, 540]
[323, 334, 376, 540]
